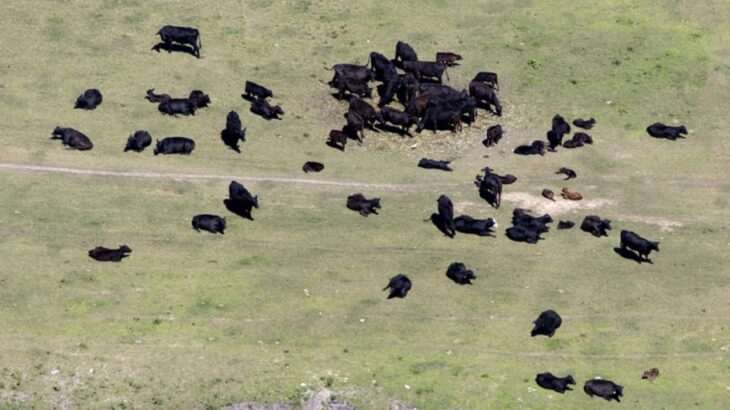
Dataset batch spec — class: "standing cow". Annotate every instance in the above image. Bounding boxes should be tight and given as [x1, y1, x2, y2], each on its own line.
[156, 25, 201, 58]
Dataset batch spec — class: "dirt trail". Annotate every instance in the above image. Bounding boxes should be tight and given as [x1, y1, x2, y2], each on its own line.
[0, 162, 429, 190]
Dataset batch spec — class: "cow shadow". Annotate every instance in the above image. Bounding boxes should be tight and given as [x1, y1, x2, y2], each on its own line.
[342, 125, 363, 143]
[428, 213, 454, 238]
[419, 77, 443, 85]
[476, 101, 500, 116]
[374, 123, 411, 137]
[477, 188, 500, 209]
[151, 42, 197, 57]
[416, 120, 461, 133]
[224, 199, 254, 221]
[613, 247, 648, 264]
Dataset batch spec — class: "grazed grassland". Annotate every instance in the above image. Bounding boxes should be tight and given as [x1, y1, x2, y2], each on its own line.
[0, 1, 729, 408]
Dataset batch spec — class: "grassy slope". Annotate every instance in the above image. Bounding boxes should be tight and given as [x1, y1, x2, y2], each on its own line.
[0, 0, 729, 408]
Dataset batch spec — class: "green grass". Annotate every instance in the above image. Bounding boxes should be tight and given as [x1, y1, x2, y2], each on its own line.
[0, 0, 729, 408]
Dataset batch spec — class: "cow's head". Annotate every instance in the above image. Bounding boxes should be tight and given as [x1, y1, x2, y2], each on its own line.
[189, 90, 210, 108]
[371, 198, 381, 209]
[564, 375, 576, 385]
[51, 127, 63, 138]
[153, 140, 160, 155]
[679, 126, 688, 135]
[614, 385, 623, 397]
[651, 241, 660, 252]
[252, 195, 259, 209]
[119, 245, 132, 253]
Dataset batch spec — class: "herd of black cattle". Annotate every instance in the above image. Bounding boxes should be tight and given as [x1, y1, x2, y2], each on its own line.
[51, 26, 691, 403]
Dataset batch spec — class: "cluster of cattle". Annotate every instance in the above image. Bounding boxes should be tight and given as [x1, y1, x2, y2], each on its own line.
[52, 25, 686, 404]
[324, 41, 501, 152]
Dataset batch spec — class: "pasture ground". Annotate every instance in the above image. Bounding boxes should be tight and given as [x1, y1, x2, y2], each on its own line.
[0, 1, 729, 408]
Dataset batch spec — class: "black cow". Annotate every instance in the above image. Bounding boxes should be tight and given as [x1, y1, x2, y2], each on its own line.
[436, 52, 462, 66]
[380, 106, 417, 134]
[556, 167, 577, 180]
[345, 109, 366, 143]
[220, 111, 246, 153]
[454, 215, 497, 236]
[74, 89, 103, 110]
[157, 25, 201, 58]
[581, 215, 612, 237]
[88, 245, 131, 262]
[378, 75, 401, 107]
[417, 105, 462, 133]
[472, 71, 499, 90]
[158, 98, 196, 116]
[446, 262, 476, 285]
[394, 41, 418, 65]
[243, 81, 272, 100]
[482, 125, 503, 147]
[536, 373, 576, 394]
[431, 94, 478, 125]
[153, 137, 195, 155]
[383, 274, 412, 299]
[370, 52, 396, 81]
[403, 61, 448, 83]
[349, 97, 382, 128]
[302, 161, 324, 173]
[229, 181, 259, 209]
[531, 309, 562, 337]
[562, 138, 584, 149]
[192, 214, 226, 234]
[546, 131, 563, 151]
[326, 129, 348, 151]
[620, 230, 659, 262]
[188, 90, 210, 108]
[548, 115, 571, 150]
[331, 76, 372, 100]
[553, 114, 571, 137]
[250, 99, 283, 120]
[51, 127, 93, 150]
[437, 194, 455, 238]
[573, 132, 593, 144]
[506, 225, 541, 244]
[646, 122, 687, 140]
[396, 73, 420, 105]
[124, 130, 152, 152]
[418, 158, 452, 171]
[225, 181, 259, 221]
[573, 118, 595, 129]
[507, 209, 552, 244]
[514, 140, 546, 156]
[474, 167, 502, 208]
[469, 81, 501, 116]
[145, 88, 171, 103]
[557, 220, 575, 229]
[346, 193, 381, 217]
[584, 379, 623, 402]
[512, 211, 553, 234]
[325, 63, 374, 83]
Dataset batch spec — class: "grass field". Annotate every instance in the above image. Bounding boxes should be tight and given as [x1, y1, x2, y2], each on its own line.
[1, 1, 729, 408]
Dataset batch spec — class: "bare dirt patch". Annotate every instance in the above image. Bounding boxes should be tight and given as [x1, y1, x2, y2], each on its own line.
[502, 191, 615, 216]
[614, 214, 684, 232]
